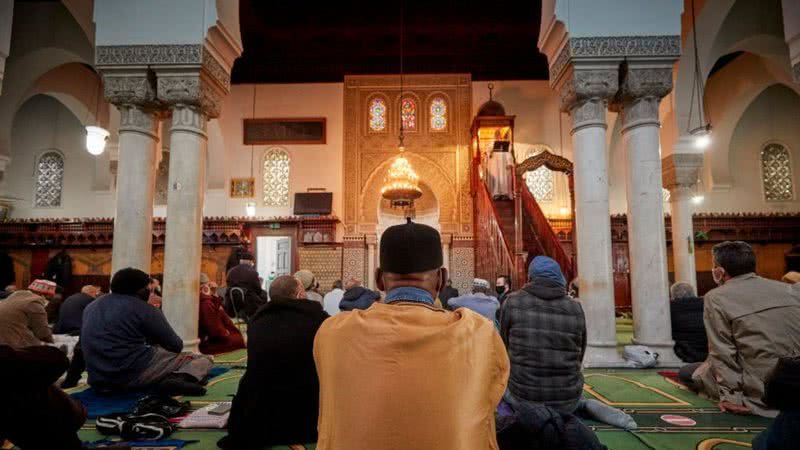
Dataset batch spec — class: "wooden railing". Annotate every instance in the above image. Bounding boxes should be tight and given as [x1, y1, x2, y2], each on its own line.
[472, 159, 514, 283]
[519, 183, 575, 282]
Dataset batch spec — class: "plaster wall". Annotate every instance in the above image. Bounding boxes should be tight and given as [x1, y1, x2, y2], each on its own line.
[94, 0, 218, 46]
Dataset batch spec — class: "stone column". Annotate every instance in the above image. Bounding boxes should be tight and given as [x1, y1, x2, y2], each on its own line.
[663, 153, 704, 290]
[366, 234, 377, 289]
[560, 69, 622, 366]
[102, 73, 160, 275]
[441, 233, 452, 272]
[617, 67, 680, 364]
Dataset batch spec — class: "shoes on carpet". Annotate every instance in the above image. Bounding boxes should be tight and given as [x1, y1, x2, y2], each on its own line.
[156, 375, 207, 396]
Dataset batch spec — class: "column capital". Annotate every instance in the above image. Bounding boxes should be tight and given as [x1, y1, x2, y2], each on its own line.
[157, 71, 226, 119]
[558, 69, 618, 131]
[118, 104, 159, 139]
[662, 153, 704, 191]
[615, 66, 673, 131]
[365, 233, 378, 246]
[100, 69, 160, 109]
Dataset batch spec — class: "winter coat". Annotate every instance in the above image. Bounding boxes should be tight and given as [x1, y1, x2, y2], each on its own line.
[225, 264, 268, 320]
[439, 285, 459, 304]
[447, 292, 500, 321]
[220, 297, 328, 449]
[496, 401, 607, 450]
[199, 293, 245, 355]
[692, 273, 800, 417]
[670, 296, 708, 363]
[54, 292, 95, 335]
[500, 277, 586, 412]
[0, 290, 53, 348]
[44, 251, 72, 287]
[0, 252, 14, 289]
[339, 286, 381, 311]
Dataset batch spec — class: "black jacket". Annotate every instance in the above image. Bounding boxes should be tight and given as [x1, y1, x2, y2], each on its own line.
[497, 401, 607, 450]
[670, 296, 708, 363]
[339, 286, 381, 311]
[439, 286, 460, 304]
[44, 251, 72, 287]
[220, 297, 328, 449]
[500, 278, 586, 412]
[225, 264, 268, 320]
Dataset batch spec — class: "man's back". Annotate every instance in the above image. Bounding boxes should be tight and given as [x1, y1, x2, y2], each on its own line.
[322, 288, 343, 315]
[0, 291, 52, 348]
[670, 296, 708, 363]
[700, 274, 800, 415]
[54, 292, 94, 334]
[447, 292, 500, 321]
[314, 301, 509, 450]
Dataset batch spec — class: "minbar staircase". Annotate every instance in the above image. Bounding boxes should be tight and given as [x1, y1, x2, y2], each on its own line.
[473, 158, 575, 288]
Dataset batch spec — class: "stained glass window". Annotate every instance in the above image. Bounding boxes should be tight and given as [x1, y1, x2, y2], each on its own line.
[34, 152, 64, 208]
[430, 97, 447, 131]
[369, 97, 387, 132]
[400, 98, 416, 131]
[761, 143, 794, 201]
[263, 148, 290, 207]
[525, 166, 554, 202]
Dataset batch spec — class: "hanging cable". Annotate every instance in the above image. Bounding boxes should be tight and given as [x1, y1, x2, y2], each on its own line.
[250, 83, 256, 179]
[398, 0, 405, 149]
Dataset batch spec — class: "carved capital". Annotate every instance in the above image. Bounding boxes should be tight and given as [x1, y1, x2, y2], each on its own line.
[101, 72, 159, 108]
[662, 153, 704, 191]
[118, 105, 159, 139]
[170, 105, 208, 136]
[157, 73, 224, 118]
[559, 69, 617, 131]
[616, 67, 673, 130]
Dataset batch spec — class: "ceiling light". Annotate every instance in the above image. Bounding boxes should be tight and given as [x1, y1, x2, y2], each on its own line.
[85, 126, 110, 155]
[691, 125, 712, 150]
[691, 194, 704, 205]
[245, 202, 256, 217]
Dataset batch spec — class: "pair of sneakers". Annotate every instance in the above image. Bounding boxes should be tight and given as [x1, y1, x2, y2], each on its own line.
[95, 413, 174, 441]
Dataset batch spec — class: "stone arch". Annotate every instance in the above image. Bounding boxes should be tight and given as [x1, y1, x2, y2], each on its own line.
[22, 63, 109, 129]
[703, 53, 800, 189]
[377, 182, 440, 237]
[360, 152, 458, 227]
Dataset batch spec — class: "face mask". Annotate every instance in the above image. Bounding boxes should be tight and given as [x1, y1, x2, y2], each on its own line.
[712, 267, 725, 286]
[495, 286, 507, 296]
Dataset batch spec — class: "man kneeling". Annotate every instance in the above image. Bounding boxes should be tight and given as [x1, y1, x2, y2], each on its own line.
[82, 268, 212, 395]
[220, 275, 328, 449]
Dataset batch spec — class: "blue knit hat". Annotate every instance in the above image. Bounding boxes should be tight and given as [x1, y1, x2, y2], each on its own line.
[528, 256, 566, 287]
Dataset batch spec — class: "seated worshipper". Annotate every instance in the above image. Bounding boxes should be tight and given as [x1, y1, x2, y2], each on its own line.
[226, 252, 268, 320]
[45, 284, 65, 324]
[295, 269, 323, 303]
[0, 345, 87, 450]
[322, 279, 344, 315]
[199, 272, 245, 355]
[753, 356, 800, 450]
[54, 285, 100, 335]
[0, 279, 56, 348]
[314, 219, 509, 450]
[680, 241, 800, 417]
[438, 277, 460, 305]
[147, 276, 162, 308]
[82, 268, 213, 395]
[219, 275, 328, 449]
[500, 256, 636, 430]
[496, 275, 512, 305]
[669, 282, 708, 363]
[338, 277, 381, 312]
[447, 278, 501, 322]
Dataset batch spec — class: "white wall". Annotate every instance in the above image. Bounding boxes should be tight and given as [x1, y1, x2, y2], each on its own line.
[6, 95, 114, 217]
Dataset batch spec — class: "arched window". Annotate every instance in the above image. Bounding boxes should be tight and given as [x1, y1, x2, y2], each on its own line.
[263, 148, 290, 207]
[429, 97, 447, 131]
[400, 98, 417, 131]
[368, 97, 387, 132]
[761, 143, 794, 201]
[525, 166, 554, 202]
[34, 151, 64, 208]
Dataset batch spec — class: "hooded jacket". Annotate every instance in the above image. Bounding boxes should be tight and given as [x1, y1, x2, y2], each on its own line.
[500, 277, 586, 412]
[339, 286, 381, 312]
[670, 296, 708, 363]
[0, 290, 53, 348]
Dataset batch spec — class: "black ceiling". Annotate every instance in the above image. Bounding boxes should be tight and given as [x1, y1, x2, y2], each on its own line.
[232, 0, 549, 84]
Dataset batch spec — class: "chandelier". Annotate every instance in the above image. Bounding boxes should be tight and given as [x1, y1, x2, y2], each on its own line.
[381, 0, 422, 209]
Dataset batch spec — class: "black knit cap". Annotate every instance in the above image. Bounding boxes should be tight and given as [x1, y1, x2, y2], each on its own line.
[111, 267, 152, 296]
[380, 218, 443, 274]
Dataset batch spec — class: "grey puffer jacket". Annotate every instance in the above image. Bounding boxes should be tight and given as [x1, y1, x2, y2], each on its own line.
[499, 277, 587, 412]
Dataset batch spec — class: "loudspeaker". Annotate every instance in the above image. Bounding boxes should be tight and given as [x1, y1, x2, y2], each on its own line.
[294, 192, 333, 215]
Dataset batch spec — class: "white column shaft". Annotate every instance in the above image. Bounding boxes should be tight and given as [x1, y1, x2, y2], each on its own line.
[670, 186, 697, 288]
[621, 97, 679, 363]
[162, 106, 207, 352]
[571, 99, 621, 366]
[442, 243, 451, 272]
[367, 243, 376, 289]
[111, 106, 158, 275]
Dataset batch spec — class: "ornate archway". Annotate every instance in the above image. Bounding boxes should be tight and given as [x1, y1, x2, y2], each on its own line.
[515, 148, 575, 218]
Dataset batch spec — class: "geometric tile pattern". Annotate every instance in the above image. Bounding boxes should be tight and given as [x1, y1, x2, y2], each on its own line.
[298, 246, 343, 293]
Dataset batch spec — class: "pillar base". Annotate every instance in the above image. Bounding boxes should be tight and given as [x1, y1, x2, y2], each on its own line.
[631, 338, 682, 367]
[583, 342, 626, 368]
[183, 338, 201, 354]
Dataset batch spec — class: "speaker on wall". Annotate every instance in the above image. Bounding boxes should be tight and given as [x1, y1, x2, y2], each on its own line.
[294, 192, 333, 215]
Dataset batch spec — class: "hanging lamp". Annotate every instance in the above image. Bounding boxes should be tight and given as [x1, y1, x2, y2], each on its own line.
[85, 76, 109, 155]
[688, 0, 712, 149]
[381, 0, 422, 209]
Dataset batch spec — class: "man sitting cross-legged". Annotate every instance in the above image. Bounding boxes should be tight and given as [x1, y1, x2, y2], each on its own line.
[680, 241, 800, 417]
[219, 275, 329, 449]
[314, 219, 509, 450]
[82, 267, 213, 395]
[500, 256, 636, 430]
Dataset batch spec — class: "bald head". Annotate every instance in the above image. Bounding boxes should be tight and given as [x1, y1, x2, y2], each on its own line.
[269, 275, 305, 300]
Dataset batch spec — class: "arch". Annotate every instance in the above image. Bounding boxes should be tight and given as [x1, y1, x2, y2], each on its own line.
[703, 53, 800, 188]
[425, 92, 450, 132]
[262, 147, 290, 207]
[395, 92, 420, 133]
[360, 152, 458, 226]
[22, 63, 109, 129]
[366, 94, 389, 133]
[33, 150, 65, 208]
[515, 148, 573, 182]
